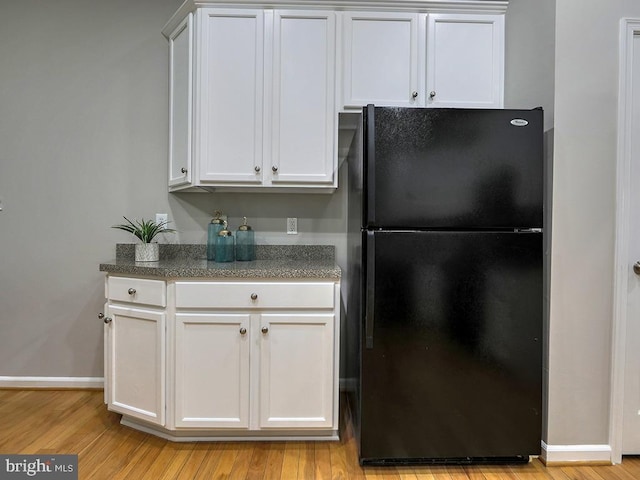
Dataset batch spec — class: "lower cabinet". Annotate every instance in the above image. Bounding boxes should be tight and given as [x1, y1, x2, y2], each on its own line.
[174, 312, 251, 428]
[104, 304, 166, 426]
[104, 276, 340, 441]
[174, 311, 335, 431]
[258, 312, 335, 429]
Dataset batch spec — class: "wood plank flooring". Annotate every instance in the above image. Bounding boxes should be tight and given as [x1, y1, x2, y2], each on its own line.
[1, 389, 639, 479]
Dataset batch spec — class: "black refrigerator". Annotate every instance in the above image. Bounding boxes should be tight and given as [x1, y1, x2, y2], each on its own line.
[346, 105, 543, 465]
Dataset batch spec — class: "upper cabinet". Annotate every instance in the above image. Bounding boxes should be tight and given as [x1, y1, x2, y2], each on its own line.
[197, 8, 265, 186]
[271, 11, 336, 186]
[165, 6, 337, 192]
[163, 1, 508, 192]
[425, 14, 504, 109]
[167, 14, 193, 188]
[342, 12, 421, 108]
[341, 11, 504, 109]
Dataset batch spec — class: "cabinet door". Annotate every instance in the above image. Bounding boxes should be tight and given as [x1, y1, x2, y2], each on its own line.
[197, 9, 264, 184]
[270, 10, 336, 186]
[168, 13, 193, 189]
[426, 14, 504, 108]
[107, 305, 165, 426]
[259, 312, 335, 428]
[175, 313, 250, 428]
[103, 302, 110, 406]
[342, 12, 421, 108]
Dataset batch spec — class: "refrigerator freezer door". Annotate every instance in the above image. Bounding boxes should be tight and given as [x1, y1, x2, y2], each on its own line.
[364, 106, 543, 229]
[360, 230, 542, 462]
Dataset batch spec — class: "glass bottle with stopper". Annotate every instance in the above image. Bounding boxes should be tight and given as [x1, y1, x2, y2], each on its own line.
[207, 210, 224, 261]
[215, 221, 235, 263]
[235, 217, 255, 261]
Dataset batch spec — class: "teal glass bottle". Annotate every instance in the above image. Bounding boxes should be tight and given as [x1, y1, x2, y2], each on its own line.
[215, 222, 235, 263]
[207, 210, 224, 261]
[235, 217, 255, 261]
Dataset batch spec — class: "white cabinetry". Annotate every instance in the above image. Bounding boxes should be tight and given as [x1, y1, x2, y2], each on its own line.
[341, 10, 505, 109]
[426, 14, 504, 108]
[166, 8, 337, 191]
[104, 277, 166, 426]
[103, 274, 340, 440]
[270, 10, 336, 185]
[174, 312, 250, 428]
[342, 12, 421, 108]
[197, 9, 265, 185]
[259, 312, 335, 428]
[173, 281, 338, 435]
[168, 13, 193, 188]
[164, 1, 507, 190]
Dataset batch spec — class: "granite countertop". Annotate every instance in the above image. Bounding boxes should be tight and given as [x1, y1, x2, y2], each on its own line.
[99, 244, 341, 279]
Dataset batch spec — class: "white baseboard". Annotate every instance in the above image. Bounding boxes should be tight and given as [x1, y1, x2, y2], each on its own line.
[541, 441, 612, 464]
[0, 376, 104, 389]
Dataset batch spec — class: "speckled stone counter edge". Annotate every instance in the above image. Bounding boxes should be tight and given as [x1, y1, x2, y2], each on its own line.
[115, 243, 334, 261]
[102, 244, 340, 279]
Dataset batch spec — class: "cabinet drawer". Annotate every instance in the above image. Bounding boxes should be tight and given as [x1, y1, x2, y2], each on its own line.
[107, 276, 167, 307]
[175, 282, 334, 309]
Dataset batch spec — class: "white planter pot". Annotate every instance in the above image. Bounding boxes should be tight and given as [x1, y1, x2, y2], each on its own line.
[135, 243, 159, 262]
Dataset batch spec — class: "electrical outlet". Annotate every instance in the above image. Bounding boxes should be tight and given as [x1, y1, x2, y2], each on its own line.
[156, 213, 168, 226]
[287, 217, 298, 235]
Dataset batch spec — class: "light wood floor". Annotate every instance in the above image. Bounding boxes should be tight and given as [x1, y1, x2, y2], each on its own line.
[1, 389, 639, 479]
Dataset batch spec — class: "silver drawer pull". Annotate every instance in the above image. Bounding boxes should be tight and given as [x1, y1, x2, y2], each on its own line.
[261, 326, 268, 334]
[251, 293, 258, 300]
[128, 288, 136, 295]
[239, 327, 247, 335]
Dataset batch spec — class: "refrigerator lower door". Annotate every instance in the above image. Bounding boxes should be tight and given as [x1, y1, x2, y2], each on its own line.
[360, 230, 542, 464]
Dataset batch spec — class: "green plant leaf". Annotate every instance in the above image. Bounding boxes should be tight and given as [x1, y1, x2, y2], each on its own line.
[111, 216, 176, 243]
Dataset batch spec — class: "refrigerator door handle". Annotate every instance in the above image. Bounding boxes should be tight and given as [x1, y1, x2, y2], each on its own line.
[365, 104, 376, 226]
[365, 231, 375, 349]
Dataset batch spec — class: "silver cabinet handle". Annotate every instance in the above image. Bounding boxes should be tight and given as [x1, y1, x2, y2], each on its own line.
[634, 262, 640, 275]
[429, 91, 436, 99]
[239, 327, 247, 335]
[128, 288, 136, 295]
[251, 293, 258, 300]
[104, 317, 113, 324]
[412, 91, 418, 99]
[261, 326, 268, 334]
[98, 313, 104, 320]
[181, 167, 187, 174]
[272, 165, 278, 172]
[254, 166, 261, 173]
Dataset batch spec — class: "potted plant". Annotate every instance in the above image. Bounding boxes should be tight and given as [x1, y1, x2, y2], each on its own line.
[112, 216, 175, 262]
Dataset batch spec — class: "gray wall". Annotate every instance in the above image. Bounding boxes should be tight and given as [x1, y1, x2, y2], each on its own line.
[504, 0, 556, 128]
[548, 0, 640, 446]
[0, 0, 182, 376]
[0, 0, 347, 378]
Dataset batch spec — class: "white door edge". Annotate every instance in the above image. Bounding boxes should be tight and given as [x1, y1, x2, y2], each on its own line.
[610, 17, 640, 465]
